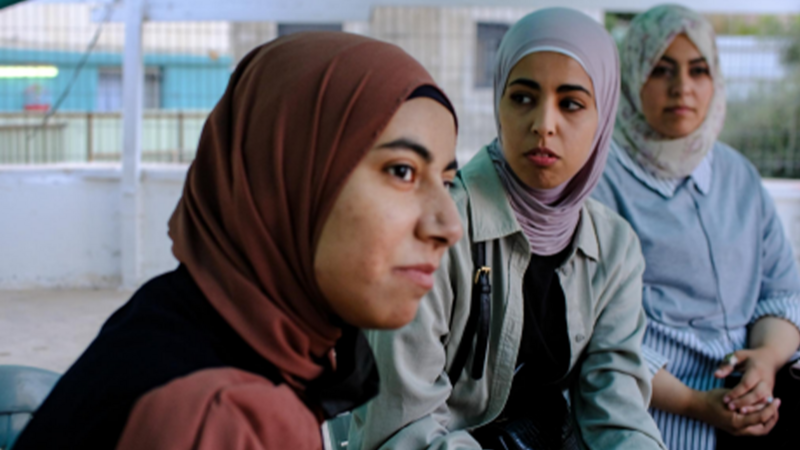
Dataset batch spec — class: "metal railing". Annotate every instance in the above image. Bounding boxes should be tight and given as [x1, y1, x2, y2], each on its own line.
[0, 110, 209, 164]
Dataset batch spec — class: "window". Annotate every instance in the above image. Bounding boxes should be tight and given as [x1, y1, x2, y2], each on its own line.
[277, 23, 343, 37]
[475, 23, 509, 88]
[95, 67, 162, 112]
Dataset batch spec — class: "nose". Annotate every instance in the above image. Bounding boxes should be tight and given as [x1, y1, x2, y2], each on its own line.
[669, 70, 692, 98]
[530, 100, 556, 137]
[417, 182, 463, 248]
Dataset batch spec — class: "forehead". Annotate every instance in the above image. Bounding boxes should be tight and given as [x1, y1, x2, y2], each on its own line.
[507, 51, 594, 93]
[662, 34, 704, 61]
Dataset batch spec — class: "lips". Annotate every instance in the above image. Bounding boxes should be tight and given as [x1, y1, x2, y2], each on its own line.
[664, 105, 695, 116]
[394, 264, 437, 290]
[524, 146, 560, 167]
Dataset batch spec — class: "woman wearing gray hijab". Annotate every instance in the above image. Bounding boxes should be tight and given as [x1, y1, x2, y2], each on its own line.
[347, 8, 665, 450]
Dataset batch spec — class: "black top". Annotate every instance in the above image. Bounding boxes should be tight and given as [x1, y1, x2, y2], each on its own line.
[14, 265, 378, 450]
[470, 247, 581, 450]
[501, 246, 572, 418]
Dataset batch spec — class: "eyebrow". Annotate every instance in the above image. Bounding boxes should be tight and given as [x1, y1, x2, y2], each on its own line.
[378, 138, 432, 162]
[378, 138, 458, 171]
[659, 55, 707, 66]
[508, 78, 592, 97]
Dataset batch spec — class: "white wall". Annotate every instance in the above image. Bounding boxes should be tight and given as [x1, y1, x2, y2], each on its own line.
[0, 164, 185, 289]
[2, 166, 800, 289]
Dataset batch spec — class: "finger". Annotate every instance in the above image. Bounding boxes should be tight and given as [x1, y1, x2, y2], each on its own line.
[740, 401, 768, 414]
[732, 382, 772, 412]
[725, 369, 760, 403]
[732, 399, 780, 429]
[715, 364, 735, 379]
[717, 352, 745, 378]
[739, 408, 779, 436]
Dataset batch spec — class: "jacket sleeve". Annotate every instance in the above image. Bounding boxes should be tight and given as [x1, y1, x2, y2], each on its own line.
[572, 227, 666, 450]
[347, 247, 482, 450]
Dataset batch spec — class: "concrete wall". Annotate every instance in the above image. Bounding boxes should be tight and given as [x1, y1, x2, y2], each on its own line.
[3, 165, 800, 290]
[0, 164, 185, 289]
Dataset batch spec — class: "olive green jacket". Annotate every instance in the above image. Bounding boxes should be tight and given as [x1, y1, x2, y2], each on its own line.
[348, 148, 666, 450]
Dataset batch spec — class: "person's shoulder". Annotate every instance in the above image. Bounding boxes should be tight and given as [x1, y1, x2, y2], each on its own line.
[450, 176, 470, 222]
[601, 140, 629, 178]
[585, 198, 635, 237]
[584, 198, 640, 262]
[118, 367, 321, 450]
[712, 141, 762, 182]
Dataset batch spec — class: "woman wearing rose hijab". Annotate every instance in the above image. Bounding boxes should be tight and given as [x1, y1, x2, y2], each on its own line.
[12, 32, 462, 450]
[349, 8, 665, 450]
[592, 5, 800, 449]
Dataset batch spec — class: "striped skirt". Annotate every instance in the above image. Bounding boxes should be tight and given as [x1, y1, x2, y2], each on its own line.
[643, 323, 744, 450]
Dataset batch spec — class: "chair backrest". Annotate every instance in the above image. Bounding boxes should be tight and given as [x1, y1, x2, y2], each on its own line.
[322, 412, 352, 450]
[0, 365, 60, 450]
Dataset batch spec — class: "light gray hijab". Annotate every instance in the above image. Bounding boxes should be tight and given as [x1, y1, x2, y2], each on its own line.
[488, 7, 620, 255]
[615, 5, 726, 179]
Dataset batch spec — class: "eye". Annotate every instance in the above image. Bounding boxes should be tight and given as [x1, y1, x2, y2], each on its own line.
[690, 66, 710, 77]
[650, 65, 672, 78]
[386, 163, 416, 183]
[443, 179, 455, 189]
[509, 92, 534, 105]
[560, 98, 584, 112]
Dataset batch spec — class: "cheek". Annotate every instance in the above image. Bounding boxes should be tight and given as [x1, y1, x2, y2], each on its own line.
[323, 194, 407, 281]
[315, 184, 419, 326]
[697, 81, 715, 113]
[640, 82, 666, 116]
[563, 115, 597, 171]
[498, 104, 527, 147]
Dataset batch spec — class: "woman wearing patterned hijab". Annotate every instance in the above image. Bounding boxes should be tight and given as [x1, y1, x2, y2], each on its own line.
[593, 5, 800, 449]
[349, 8, 665, 450]
[13, 32, 463, 450]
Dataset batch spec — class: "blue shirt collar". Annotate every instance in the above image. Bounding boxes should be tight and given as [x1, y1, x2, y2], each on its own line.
[612, 142, 713, 198]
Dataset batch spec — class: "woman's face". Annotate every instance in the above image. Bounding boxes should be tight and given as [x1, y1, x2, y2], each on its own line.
[314, 97, 462, 330]
[640, 33, 714, 138]
[498, 51, 598, 190]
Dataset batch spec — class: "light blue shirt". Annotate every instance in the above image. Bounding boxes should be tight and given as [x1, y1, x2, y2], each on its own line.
[592, 141, 800, 373]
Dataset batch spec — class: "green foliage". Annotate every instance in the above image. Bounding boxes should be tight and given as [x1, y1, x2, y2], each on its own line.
[721, 73, 800, 178]
[722, 18, 800, 178]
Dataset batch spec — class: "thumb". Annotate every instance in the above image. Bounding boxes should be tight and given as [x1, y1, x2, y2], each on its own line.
[715, 364, 734, 378]
[716, 351, 747, 378]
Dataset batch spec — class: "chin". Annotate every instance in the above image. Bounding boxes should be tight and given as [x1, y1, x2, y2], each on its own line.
[659, 120, 701, 139]
[363, 298, 422, 330]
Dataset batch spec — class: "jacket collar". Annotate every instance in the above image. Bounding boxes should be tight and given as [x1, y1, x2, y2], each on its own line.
[458, 146, 598, 261]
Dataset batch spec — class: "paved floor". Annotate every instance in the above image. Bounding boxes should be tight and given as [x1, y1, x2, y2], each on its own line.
[0, 289, 131, 373]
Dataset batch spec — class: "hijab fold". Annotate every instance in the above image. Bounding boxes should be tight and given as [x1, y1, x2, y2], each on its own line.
[615, 4, 726, 179]
[489, 8, 620, 256]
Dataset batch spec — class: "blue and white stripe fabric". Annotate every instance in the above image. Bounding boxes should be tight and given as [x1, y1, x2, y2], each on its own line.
[592, 141, 800, 449]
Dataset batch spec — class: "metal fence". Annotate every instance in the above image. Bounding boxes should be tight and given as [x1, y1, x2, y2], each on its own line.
[0, 2, 798, 177]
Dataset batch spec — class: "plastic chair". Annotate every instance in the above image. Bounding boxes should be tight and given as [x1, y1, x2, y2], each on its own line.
[0, 365, 60, 450]
[323, 412, 352, 450]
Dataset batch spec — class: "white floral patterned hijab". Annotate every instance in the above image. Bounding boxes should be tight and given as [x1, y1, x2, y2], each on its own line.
[615, 4, 726, 179]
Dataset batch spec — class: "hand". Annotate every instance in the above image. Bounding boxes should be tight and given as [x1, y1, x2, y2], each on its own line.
[691, 388, 781, 437]
[714, 349, 781, 413]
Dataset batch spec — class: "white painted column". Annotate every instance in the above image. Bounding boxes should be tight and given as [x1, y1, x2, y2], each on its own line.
[121, 0, 145, 289]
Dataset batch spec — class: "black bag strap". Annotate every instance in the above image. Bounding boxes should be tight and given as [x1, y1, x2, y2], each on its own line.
[447, 241, 492, 383]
